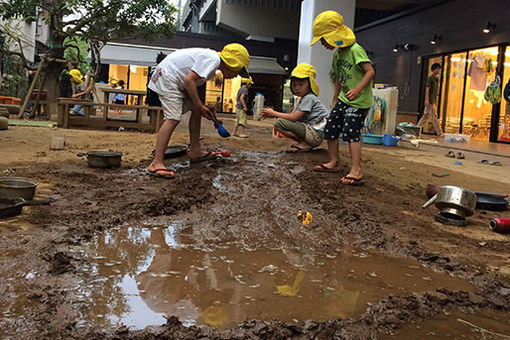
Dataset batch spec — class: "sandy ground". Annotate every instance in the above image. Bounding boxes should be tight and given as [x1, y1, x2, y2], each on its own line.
[0, 115, 510, 339]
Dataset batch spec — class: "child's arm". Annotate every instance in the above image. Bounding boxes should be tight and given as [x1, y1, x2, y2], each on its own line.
[240, 93, 248, 111]
[183, 71, 213, 119]
[345, 62, 374, 101]
[332, 80, 341, 109]
[260, 107, 305, 122]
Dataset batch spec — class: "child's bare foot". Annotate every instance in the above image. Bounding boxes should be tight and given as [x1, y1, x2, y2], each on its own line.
[340, 170, 364, 185]
[148, 162, 175, 179]
[237, 134, 248, 138]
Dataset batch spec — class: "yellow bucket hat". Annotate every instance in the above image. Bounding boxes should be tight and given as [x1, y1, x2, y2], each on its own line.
[69, 69, 83, 84]
[218, 43, 250, 77]
[241, 76, 253, 84]
[311, 10, 356, 48]
[290, 63, 319, 96]
[110, 80, 118, 85]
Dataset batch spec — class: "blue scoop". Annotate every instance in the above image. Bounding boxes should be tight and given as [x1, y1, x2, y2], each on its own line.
[212, 118, 230, 138]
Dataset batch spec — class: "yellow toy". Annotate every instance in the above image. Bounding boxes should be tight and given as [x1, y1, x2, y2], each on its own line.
[297, 211, 313, 225]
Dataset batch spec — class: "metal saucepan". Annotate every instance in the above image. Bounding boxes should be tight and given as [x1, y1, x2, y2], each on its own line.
[0, 177, 37, 200]
[0, 198, 51, 218]
[435, 185, 477, 219]
[77, 151, 122, 168]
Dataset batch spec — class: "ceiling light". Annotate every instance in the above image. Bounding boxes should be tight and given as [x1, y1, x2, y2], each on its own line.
[483, 21, 496, 34]
[430, 34, 441, 45]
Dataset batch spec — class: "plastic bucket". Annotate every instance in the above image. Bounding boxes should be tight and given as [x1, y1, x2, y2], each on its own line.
[382, 133, 399, 146]
[362, 133, 383, 145]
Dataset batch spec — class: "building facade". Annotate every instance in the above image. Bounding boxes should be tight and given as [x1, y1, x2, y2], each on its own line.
[356, 0, 510, 143]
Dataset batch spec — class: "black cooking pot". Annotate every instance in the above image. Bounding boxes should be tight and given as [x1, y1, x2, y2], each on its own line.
[77, 151, 122, 168]
[0, 198, 51, 218]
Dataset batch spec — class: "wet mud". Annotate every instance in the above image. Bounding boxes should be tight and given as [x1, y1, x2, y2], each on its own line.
[1, 149, 510, 339]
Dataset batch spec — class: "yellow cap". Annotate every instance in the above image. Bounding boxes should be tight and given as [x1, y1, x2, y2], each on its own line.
[218, 43, 250, 77]
[110, 80, 118, 85]
[311, 10, 356, 48]
[69, 69, 83, 84]
[241, 76, 254, 84]
[290, 63, 319, 96]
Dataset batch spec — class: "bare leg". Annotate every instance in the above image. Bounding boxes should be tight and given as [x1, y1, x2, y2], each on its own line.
[341, 141, 363, 183]
[187, 109, 208, 159]
[322, 139, 340, 169]
[233, 123, 239, 136]
[148, 119, 180, 175]
[238, 125, 248, 138]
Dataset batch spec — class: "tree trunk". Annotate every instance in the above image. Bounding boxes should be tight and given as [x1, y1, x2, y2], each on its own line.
[45, 37, 66, 119]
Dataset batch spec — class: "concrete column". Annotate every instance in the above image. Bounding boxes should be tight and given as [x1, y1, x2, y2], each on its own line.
[297, 0, 356, 107]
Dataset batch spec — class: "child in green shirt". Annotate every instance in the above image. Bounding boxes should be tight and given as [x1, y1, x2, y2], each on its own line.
[311, 10, 374, 185]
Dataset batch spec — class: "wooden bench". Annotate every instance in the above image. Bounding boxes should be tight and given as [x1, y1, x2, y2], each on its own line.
[57, 98, 164, 132]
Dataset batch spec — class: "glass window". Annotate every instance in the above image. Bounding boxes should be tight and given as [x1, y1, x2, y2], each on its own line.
[205, 71, 224, 112]
[462, 47, 499, 141]
[443, 52, 467, 134]
[499, 46, 510, 142]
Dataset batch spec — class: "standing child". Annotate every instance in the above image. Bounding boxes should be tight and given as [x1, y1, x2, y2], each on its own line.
[260, 63, 328, 152]
[146, 43, 250, 179]
[233, 76, 253, 138]
[311, 10, 374, 185]
[113, 80, 125, 114]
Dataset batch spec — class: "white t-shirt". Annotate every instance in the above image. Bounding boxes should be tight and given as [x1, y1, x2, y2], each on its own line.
[148, 48, 221, 96]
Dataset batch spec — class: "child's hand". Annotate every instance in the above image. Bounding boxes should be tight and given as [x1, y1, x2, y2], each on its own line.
[260, 107, 275, 118]
[345, 88, 360, 101]
[197, 104, 214, 120]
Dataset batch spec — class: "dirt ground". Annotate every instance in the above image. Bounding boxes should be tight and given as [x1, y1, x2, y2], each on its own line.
[1, 115, 510, 339]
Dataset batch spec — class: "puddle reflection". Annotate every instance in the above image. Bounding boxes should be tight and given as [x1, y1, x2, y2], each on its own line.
[81, 224, 473, 330]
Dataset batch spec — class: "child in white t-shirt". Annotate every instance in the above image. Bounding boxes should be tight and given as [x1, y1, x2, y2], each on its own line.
[146, 43, 250, 179]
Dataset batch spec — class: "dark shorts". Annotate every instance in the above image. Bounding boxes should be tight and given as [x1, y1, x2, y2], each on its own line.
[324, 100, 368, 142]
[115, 99, 125, 105]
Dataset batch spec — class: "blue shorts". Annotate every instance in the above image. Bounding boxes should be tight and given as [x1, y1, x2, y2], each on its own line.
[324, 100, 368, 142]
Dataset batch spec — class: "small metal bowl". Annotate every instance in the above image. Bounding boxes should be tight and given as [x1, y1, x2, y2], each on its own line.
[0, 177, 37, 200]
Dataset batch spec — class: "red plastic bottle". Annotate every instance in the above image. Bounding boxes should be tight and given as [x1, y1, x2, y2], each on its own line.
[490, 218, 510, 233]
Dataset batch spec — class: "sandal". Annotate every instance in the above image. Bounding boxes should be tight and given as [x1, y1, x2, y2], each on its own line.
[189, 151, 219, 163]
[478, 159, 489, 164]
[489, 161, 502, 166]
[340, 176, 365, 186]
[445, 151, 455, 158]
[313, 163, 340, 173]
[147, 168, 175, 179]
[456, 152, 465, 159]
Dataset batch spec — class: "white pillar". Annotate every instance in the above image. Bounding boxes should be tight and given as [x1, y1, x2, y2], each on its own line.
[297, 0, 356, 107]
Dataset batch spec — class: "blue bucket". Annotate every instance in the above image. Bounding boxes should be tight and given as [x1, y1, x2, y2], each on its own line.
[382, 133, 404, 146]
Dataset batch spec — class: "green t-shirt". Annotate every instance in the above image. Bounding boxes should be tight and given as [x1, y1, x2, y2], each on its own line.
[330, 43, 374, 109]
[426, 75, 439, 104]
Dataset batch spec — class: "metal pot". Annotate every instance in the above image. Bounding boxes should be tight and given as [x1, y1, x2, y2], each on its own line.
[77, 151, 122, 168]
[0, 177, 37, 200]
[435, 185, 477, 219]
[0, 198, 51, 218]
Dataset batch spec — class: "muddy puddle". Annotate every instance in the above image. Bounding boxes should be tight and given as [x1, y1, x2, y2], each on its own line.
[386, 309, 510, 339]
[73, 223, 474, 330]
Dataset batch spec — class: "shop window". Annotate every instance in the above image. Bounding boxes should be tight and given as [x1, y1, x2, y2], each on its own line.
[499, 47, 510, 142]
[205, 72, 243, 113]
[462, 47, 499, 141]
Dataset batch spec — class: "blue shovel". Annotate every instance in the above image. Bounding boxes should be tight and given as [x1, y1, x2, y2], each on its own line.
[212, 118, 230, 138]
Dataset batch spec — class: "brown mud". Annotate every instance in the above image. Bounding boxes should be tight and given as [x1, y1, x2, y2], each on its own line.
[0, 124, 510, 339]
